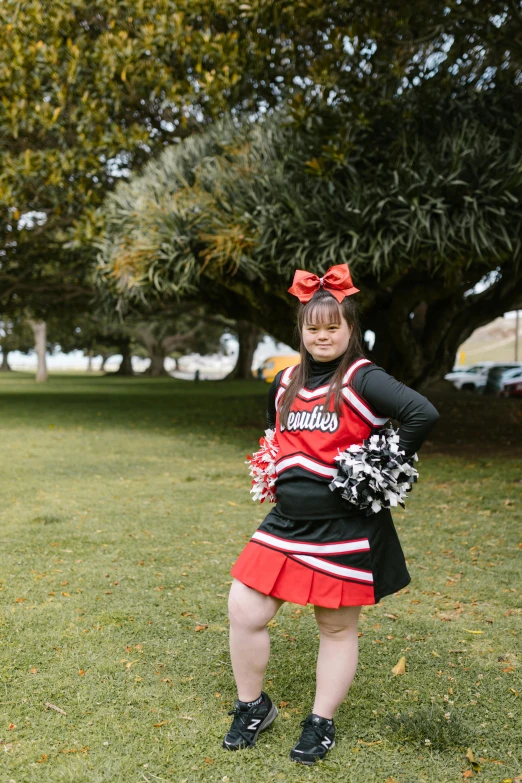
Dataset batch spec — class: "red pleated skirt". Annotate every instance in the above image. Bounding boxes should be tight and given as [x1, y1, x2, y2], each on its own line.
[231, 539, 376, 608]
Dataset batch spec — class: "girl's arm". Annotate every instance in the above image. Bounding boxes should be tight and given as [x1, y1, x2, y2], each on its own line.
[352, 364, 439, 456]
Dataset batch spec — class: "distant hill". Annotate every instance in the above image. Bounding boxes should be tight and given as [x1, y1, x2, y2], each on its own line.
[456, 314, 521, 365]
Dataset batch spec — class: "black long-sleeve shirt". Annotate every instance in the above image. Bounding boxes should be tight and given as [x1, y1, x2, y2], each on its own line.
[265, 356, 439, 520]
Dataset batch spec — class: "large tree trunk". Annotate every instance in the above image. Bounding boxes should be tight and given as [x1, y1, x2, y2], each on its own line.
[362, 267, 522, 388]
[114, 339, 134, 376]
[137, 326, 173, 377]
[28, 319, 48, 382]
[146, 353, 169, 377]
[225, 320, 261, 380]
[0, 350, 11, 371]
[86, 349, 94, 372]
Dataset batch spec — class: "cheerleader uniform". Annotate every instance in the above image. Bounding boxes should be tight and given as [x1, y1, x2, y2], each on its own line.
[231, 355, 439, 608]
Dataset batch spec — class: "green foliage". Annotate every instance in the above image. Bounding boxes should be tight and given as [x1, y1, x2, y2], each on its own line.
[98, 92, 522, 304]
[2, 0, 520, 312]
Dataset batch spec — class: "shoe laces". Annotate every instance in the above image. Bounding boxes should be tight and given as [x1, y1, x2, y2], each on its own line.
[298, 716, 331, 746]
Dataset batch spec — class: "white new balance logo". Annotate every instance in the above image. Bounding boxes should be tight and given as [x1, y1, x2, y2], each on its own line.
[248, 718, 262, 731]
[321, 736, 332, 748]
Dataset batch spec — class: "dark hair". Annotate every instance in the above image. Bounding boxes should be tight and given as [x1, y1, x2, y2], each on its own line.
[279, 289, 367, 427]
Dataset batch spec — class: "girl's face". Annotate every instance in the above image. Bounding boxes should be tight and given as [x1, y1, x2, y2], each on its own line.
[302, 314, 352, 362]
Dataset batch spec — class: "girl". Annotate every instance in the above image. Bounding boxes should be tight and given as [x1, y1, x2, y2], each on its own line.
[223, 264, 439, 764]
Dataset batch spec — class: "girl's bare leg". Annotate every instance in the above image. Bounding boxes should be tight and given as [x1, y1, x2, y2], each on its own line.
[312, 604, 361, 719]
[228, 578, 283, 702]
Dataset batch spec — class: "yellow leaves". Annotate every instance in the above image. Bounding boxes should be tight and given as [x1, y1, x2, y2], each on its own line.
[30, 667, 38, 674]
[465, 747, 481, 772]
[432, 651, 440, 657]
[463, 629, 484, 634]
[194, 624, 208, 632]
[153, 720, 169, 727]
[121, 66, 127, 83]
[392, 656, 406, 676]
[51, 106, 62, 123]
[37, 753, 48, 763]
[78, 669, 85, 676]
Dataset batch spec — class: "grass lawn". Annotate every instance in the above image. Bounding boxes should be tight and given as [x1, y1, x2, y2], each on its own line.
[0, 373, 520, 783]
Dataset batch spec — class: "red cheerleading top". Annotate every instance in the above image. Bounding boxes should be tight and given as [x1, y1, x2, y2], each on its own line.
[267, 354, 439, 521]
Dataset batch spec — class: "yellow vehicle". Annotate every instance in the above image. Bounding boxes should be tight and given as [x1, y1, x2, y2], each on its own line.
[257, 354, 300, 383]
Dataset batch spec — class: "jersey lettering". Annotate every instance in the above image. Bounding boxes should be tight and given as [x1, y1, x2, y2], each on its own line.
[282, 405, 339, 434]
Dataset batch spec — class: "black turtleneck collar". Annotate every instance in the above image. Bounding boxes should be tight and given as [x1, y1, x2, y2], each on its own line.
[306, 353, 343, 382]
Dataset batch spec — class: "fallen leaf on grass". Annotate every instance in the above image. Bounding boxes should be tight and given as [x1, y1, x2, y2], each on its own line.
[392, 656, 406, 676]
[15, 597, 25, 603]
[462, 771, 473, 779]
[153, 721, 169, 728]
[179, 715, 194, 720]
[78, 669, 85, 676]
[44, 702, 67, 715]
[126, 660, 139, 669]
[384, 613, 398, 620]
[466, 748, 481, 771]
[8, 723, 15, 730]
[464, 629, 484, 634]
[36, 754, 48, 763]
[194, 624, 208, 632]
[279, 701, 289, 708]
[357, 739, 383, 746]
[30, 667, 38, 674]
[204, 757, 215, 764]
[181, 611, 194, 617]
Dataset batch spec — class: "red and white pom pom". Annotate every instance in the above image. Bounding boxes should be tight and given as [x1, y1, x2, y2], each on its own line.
[246, 428, 279, 503]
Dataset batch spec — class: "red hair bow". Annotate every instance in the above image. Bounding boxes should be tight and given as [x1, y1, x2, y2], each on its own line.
[287, 264, 359, 303]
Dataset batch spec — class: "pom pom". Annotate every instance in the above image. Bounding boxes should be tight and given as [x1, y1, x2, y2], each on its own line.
[246, 428, 279, 503]
[329, 426, 419, 516]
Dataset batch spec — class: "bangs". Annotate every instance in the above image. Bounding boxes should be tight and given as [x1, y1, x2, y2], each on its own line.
[302, 295, 342, 326]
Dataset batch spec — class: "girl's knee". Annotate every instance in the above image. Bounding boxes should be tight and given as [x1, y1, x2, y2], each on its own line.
[228, 579, 280, 628]
[314, 605, 361, 637]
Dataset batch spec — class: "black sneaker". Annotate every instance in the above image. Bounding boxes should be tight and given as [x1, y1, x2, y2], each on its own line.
[222, 692, 278, 750]
[289, 713, 335, 764]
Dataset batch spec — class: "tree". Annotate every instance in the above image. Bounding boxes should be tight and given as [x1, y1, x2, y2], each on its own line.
[96, 77, 522, 387]
[134, 308, 228, 377]
[0, 315, 33, 371]
[3, 0, 518, 311]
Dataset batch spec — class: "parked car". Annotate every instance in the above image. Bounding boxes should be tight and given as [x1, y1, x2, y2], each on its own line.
[499, 367, 522, 398]
[482, 363, 522, 395]
[257, 354, 300, 383]
[444, 362, 495, 392]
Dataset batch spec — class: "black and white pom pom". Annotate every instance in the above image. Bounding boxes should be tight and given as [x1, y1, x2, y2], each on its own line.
[246, 428, 279, 504]
[329, 426, 419, 515]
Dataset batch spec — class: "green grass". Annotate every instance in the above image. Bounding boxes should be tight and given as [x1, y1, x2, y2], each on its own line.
[0, 374, 520, 783]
